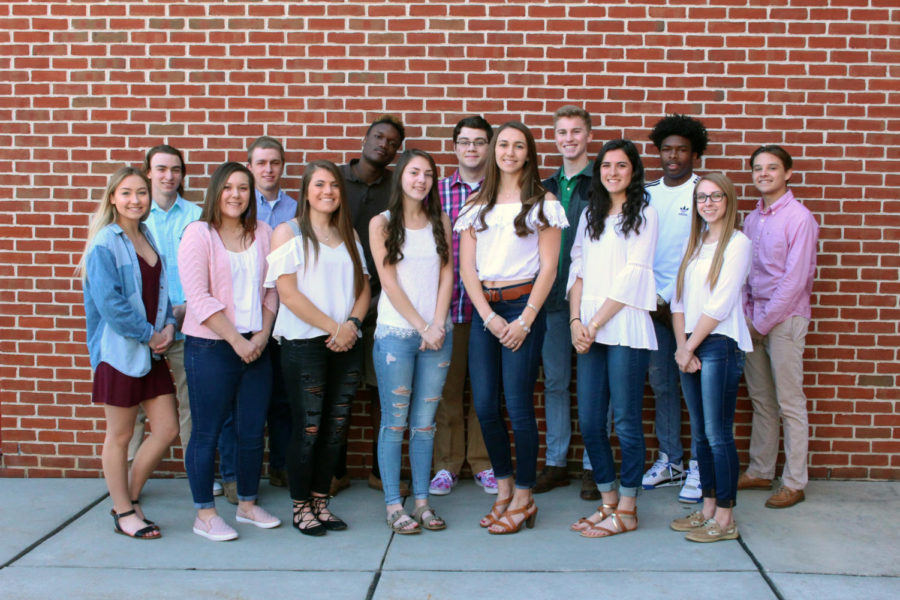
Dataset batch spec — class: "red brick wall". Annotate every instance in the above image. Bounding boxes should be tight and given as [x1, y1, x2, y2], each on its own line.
[2, 1, 898, 480]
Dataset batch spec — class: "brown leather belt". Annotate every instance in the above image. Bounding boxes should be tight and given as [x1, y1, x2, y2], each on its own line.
[482, 281, 534, 303]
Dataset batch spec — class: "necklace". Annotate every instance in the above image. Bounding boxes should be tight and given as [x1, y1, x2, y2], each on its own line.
[313, 226, 331, 243]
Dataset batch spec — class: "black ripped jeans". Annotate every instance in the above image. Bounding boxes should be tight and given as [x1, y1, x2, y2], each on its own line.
[281, 336, 362, 500]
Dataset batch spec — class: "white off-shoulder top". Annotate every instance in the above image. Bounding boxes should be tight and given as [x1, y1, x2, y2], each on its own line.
[670, 231, 753, 352]
[567, 206, 659, 350]
[453, 199, 568, 282]
[265, 231, 368, 340]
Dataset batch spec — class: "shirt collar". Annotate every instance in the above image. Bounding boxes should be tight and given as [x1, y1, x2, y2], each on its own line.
[757, 189, 794, 215]
[557, 161, 592, 184]
[256, 189, 284, 206]
[344, 159, 387, 186]
[449, 169, 483, 189]
[150, 194, 186, 214]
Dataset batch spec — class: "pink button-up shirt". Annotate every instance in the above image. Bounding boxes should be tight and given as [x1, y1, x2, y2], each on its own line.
[742, 190, 819, 336]
[178, 221, 278, 339]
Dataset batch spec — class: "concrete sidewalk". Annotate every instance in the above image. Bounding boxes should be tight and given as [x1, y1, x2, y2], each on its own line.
[0, 478, 897, 599]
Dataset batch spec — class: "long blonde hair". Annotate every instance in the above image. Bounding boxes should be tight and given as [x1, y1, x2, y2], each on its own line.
[76, 166, 151, 280]
[674, 172, 739, 302]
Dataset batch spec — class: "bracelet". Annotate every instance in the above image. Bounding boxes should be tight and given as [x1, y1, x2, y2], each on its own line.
[422, 323, 430, 333]
[569, 317, 581, 325]
[524, 302, 538, 314]
[334, 322, 342, 337]
[518, 315, 531, 333]
[483, 311, 497, 330]
[589, 320, 600, 331]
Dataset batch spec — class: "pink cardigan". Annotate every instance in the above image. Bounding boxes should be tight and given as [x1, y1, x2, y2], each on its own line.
[178, 221, 278, 340]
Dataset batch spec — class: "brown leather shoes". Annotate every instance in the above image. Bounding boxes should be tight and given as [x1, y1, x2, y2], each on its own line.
[533, 466, 570, 493]
[765, 486, 805, 509]
[737, 472, 773, 490]
[580, 469, 601, 500]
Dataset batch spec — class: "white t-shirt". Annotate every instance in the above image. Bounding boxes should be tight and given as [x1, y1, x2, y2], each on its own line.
[453, 200, 568, 282]
[375, 211, 443, 336]
[228, 242, 262, 333]
[567, 206, 659, 350]
[670, 231, 753, 351]
[646, 175, 699, 302]
[265, 230, 368, 340]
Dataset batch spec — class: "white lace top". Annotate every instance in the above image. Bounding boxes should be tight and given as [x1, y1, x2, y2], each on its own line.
[670, 231, 753, 351]
[567, 206, 659, 350]
[264, 232, 368, 340]
[453, 199, 568, 282]
[375, 211, 445, 338]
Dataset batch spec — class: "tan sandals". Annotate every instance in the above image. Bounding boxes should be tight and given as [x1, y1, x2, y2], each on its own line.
[386, 510, 420, 535]
[480, 495, 512, 528]
[412, 504, 446, 531]
[580, 507, 638, 538]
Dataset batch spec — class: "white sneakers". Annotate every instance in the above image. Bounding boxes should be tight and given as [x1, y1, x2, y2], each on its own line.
[678, 460, 702, 503]
[642, 452, 685, 489]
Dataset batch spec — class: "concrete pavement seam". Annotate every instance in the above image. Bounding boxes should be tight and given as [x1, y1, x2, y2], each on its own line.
[738, 535, 786, 600]
[0, 492, 109, 570]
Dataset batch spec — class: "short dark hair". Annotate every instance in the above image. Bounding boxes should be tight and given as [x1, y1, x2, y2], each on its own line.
[366, 114, 406, 143]
[143, 145, 186, 196]
[749, 144, 793, 170]
[452, 115, 493, 143]
[247, 136, 285, 163]
[553, 105, 592, 131]
[649, 114, 709, 158]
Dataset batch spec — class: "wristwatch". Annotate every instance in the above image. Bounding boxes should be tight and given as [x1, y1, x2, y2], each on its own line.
[347, 316, 363, 338]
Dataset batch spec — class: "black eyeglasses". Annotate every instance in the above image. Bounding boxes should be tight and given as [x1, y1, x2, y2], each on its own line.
[695, 191, 726, 204]
[455, 139, 488, 148]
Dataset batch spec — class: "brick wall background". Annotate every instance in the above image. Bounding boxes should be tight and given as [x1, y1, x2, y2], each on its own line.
[1, 0, 898, 480]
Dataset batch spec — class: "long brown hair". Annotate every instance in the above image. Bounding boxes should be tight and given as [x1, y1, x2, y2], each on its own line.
[296, 160, 366, 298]
[466, 121, 549, 237]
[77, 166, 151, 280]
[674, 172, 740, 302]
[383, 149, 449, 267]
[200, 162, 257, 242]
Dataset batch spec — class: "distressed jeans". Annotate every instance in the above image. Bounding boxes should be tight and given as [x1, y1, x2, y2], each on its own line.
[374, 329, 453, 505]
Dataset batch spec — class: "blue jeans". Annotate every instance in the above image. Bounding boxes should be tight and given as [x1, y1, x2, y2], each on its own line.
[282, 337, 361, 500]
[577, 343, 650, 497]
[680, 335, 745, 508]
[540, 308, 591, 470]
[648, 319, 694, 463]
[184, 335, 272, 509]
[469, 296, 546, 489]
[218, 337, 288, 482]
[374, 329, 453, 505]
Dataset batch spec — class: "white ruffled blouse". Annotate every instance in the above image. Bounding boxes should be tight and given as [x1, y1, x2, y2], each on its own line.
[453, 199, 568, 282]
[567, 206, 659, 350]
[264, 234, 368, 340]
[670, 231, 753, 352]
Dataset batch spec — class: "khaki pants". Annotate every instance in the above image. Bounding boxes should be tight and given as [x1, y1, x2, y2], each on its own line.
[743, 316, 810, 490]
[128, 339, 191, 459]
[432, 323, 491, 476]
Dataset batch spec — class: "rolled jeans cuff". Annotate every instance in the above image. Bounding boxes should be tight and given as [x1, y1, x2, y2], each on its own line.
[596, 479, 619, 493]
[193, 501, 216, 510]
[618, 485, 641, 498]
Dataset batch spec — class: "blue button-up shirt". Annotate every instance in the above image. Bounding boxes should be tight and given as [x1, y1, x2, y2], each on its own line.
[255, 188, 298, 229]
[144, 195, 201, 308]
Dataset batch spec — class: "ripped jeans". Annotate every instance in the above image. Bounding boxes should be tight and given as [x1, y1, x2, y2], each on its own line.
[281, 336, 361, 501]
[374, 327, 453, 505]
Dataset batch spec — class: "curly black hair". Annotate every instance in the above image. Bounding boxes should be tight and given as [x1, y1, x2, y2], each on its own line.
[649, 114, 709, 158]
[585, 139, 649, 240]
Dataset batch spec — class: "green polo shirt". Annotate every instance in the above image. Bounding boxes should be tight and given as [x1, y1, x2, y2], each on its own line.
[557, 162, 591, 213]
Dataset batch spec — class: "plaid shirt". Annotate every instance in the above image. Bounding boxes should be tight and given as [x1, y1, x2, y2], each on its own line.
[439, 170, 483, 324]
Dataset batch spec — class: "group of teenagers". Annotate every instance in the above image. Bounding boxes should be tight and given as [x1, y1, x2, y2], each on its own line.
[79, 107, 818, 545]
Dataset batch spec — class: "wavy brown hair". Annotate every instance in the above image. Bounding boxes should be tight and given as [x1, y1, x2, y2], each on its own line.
[674, 172, 740, 302]
[296, 160, 366, 298]
[466, 121, 549, 237]
[585, 139, 648, 240]
[383, 149, 449, 267]
[200, 162, 257, 243]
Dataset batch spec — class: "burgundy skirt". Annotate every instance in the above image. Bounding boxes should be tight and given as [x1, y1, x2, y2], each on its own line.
[92, 254, 175, 407]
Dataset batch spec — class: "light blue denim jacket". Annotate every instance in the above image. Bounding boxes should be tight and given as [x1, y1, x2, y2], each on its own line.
[83, 223, 175, 377]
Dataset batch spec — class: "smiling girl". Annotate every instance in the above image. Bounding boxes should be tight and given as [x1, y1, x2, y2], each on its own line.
[567, 139, 658, 538]
[80, 166, 179, 539]
[369, 149, 453, 534]
[266, 160, 370, 536]
[179, 162, 281, 541]
[669, 173, 752, 542]
[455, 122, 568, 534]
